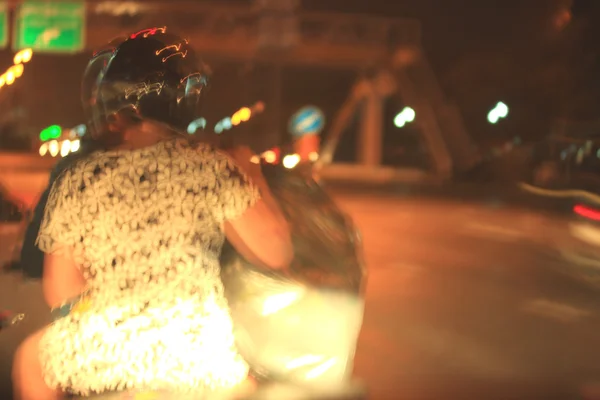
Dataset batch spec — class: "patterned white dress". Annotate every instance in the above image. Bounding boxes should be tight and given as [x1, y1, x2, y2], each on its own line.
[36, 138, 260, 396]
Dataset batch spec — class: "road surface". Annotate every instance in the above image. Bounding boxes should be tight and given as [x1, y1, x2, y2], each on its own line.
[1, 186, 600, 399]
[331, 188, 600, 399]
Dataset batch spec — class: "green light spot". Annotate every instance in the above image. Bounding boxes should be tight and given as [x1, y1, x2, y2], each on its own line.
[40, 124, 61, 141]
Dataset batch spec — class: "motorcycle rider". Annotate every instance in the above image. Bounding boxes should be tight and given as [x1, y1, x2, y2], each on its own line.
[12, 28, 292, 400]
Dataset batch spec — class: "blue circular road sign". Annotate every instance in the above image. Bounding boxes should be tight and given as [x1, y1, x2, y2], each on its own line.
[289, 106, 325, 137]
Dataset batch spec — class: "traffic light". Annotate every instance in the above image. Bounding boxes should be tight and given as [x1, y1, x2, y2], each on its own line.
[40, 125, 62, 141]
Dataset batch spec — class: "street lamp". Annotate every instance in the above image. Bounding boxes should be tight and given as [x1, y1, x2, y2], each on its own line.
[48, 140, 59, 157]
[10, 64, 24, 78]
[487, 101, 509, 124]
[394, 106, 416, 128]
[13, 49, 33, 65]
[5, 70, 15, 85]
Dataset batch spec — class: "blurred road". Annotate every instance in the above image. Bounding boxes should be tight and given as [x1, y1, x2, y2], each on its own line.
[330, 188, 600, 399]
[2, 185, 600, 399]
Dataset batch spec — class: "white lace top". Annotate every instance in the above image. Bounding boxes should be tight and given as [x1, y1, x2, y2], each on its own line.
[36, 138, 260, 396]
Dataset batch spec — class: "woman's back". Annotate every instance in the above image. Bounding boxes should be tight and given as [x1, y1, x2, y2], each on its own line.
[37, 137, 258, 395]
[65, 138, 227, 295]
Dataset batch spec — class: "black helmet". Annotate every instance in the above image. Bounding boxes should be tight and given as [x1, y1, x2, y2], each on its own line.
[88, 27, 210, 141]
[81, 37, 125, 139]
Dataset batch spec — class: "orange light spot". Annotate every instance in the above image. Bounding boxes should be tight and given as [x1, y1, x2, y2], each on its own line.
[130, 27, 166, 39]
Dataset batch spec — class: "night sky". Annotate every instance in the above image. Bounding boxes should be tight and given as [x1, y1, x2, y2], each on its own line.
[0, 0, 598, 151]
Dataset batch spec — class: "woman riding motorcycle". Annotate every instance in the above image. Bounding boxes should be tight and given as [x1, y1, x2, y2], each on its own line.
[12, 29, 293, 400]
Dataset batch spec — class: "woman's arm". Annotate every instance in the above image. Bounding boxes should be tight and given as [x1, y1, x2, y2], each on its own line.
[42, 248, 86, 308]
[218, 147, 293, 269]
[224, 199, 293, 270]
[36, 165, 88, 308]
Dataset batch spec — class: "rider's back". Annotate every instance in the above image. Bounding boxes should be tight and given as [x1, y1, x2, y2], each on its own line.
[37, 137, 256, 395]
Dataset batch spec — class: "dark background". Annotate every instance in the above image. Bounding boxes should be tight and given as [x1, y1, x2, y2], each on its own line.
[0, 0, 599, 155]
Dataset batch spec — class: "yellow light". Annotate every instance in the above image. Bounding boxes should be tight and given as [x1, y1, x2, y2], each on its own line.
[250, 155, 260, 164]
[11, 64, 24, 78]
[231, 113, 241, 126]
[15, 48, 33, 64]
[308, 151, 319, 162]
[39, 143, 48, 157]
[238, 107, 251, 122]
[5, 71, 15, 85]
[48, 140, 59, 157]
[60, 140, 71, 157]
[263, 150, 276, 164]
[282, 153, 301, 169]
[70, 139, 81, 153]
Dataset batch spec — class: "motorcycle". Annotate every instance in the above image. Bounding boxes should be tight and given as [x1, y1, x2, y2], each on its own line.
[220, 164, 367, 387]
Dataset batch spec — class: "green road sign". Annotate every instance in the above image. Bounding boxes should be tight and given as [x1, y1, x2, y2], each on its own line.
[0, 3, 7, 49]
[14, 2, 86, 53]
